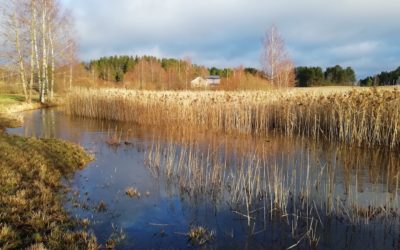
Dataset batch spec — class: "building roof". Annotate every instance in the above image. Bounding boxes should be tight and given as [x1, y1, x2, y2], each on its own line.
[207, 75, 220, 80]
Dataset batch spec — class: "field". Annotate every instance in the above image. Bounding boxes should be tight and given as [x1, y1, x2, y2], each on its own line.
[65, 86, 400, 148]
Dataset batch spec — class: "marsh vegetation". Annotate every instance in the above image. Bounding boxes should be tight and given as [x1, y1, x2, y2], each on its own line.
[0, 132, 96, 249]
[0, 0, 399, 248]
[6, 107, 400, 249]
[144, 132, 400, 248]
[0, 96, 98, 249]
[66, 87, 400, 148]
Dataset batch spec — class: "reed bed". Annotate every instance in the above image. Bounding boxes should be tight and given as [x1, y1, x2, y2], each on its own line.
[145, 138, 400, 248]
[66, 87, 400, 148]
[145, 139, 400, 221]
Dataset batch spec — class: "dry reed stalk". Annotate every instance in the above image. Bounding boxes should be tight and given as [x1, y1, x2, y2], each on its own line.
[66, 87, 400, 148]
[143, 134, 400, 248]
[145, 137, 400, 225]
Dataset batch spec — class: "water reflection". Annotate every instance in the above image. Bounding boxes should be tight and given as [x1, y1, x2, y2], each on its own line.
[7, 109, 400, 249]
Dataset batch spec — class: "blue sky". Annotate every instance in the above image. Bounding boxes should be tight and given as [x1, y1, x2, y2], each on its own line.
[61, 0, 400, 78]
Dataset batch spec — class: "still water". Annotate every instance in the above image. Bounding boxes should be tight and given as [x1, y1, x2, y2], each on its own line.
[8, 108, 400, 249]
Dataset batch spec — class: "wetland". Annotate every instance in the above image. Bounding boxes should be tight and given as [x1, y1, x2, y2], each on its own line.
[7, 107, 400, 249]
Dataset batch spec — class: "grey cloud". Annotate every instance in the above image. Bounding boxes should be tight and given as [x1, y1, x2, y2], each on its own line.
[62, 0, 400, 78]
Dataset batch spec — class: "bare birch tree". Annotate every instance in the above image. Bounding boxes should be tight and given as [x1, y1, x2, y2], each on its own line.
[261, 25, 295, 88]
[28, 0, 37, 102]
[1, 0, 77, 103]
[40, 0, 49, 103]
[1, 0, 29, 100]
[30, 0, 42, 101]
[13, 10, 28, 99]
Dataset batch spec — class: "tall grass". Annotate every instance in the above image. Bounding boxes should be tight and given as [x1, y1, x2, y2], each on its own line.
[65, 87, 400, 148]
[144, 137, 400, 248]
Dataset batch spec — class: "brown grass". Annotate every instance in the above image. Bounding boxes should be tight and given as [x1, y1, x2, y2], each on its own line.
[0, 132, 97, 249]
[187, 226, 214, 246]
[66, 86, 400, 148]
[125, 187, 141, 198]
[0, 96, 98, 249]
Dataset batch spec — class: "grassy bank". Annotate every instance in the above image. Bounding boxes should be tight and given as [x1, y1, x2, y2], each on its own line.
[0, 94, 26, 107]
[0, 133, 97, 249]
[0, 95, 97, 249]
[0, 94, 42, 113]
[66, 87, 400, 148]
[0, 94, 41, 129]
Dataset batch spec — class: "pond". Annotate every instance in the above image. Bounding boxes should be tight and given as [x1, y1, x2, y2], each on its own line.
[8, 108, 400, 249]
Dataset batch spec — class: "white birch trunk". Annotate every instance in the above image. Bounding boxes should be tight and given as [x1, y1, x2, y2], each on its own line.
[13, 11, 28, 101]
[29, 0, 38, 103]
[40, 0, 48, 103]
[49, 24, 55, 100]
[32, 1, 41, 98]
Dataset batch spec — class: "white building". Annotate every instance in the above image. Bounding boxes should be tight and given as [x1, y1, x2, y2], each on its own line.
[190, 77, 208, 88]
[190, 75, 221, 88]
[206, 75, 221, 85]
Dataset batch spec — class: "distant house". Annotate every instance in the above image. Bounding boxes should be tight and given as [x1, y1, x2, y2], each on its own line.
[190, 77, 208, 87]
[190, 75, 221, 88]
[206, 75, 221, 85]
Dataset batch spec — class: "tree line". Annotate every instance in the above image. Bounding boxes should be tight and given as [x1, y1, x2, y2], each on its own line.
[359, 67, 400, 86]
[87, 55, 211, 89]
[85, 55, 272, 90]
[208, 67, 263, 78]
[88, 56, 251, 84]
[295, 65, 356, 87]
[0, 0, 75, 103]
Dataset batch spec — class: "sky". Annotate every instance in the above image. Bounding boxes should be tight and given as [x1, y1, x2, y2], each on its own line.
[60, 0, 400, 79]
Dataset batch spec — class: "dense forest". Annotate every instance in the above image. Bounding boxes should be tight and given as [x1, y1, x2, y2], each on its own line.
[208, 67, 263, 78]
[295, 65, 356, 87]
[359, 67, 400, 86]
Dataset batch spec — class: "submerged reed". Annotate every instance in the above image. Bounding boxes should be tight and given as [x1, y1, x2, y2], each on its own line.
[144, 137, 400, 248]
[66, 87, 400, 148]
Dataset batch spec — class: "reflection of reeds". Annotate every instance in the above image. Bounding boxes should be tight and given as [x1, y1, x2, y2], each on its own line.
[104, 126, 123, 147]
[145, 138, 400, 248]
[66, 87, 400, 148]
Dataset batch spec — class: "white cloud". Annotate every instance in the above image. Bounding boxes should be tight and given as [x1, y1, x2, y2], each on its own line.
[61, 0, 400, 78]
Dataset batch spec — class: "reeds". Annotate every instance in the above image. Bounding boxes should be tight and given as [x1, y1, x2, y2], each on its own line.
[65, 87, 400, 148]
[144, 137, 400, 248]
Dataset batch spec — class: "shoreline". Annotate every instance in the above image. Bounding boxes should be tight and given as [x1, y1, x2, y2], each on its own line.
[0, 98, 98, 249]
[0, 98, 64, 129]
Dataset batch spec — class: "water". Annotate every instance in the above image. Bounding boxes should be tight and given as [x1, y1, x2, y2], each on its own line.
[7, 108, 400, 249]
